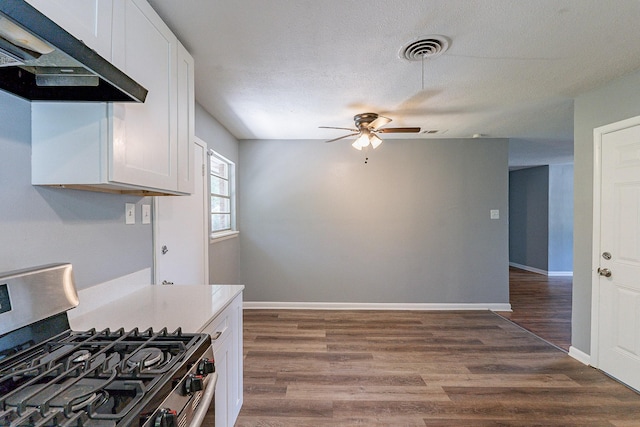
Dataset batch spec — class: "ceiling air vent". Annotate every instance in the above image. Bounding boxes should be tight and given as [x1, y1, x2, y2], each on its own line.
[400, 36, 450, 61]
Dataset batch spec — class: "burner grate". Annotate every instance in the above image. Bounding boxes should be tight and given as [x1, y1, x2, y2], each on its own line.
[1, 327, 211, 427]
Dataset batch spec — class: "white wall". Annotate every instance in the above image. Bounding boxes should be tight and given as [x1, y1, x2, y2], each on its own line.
[573, 69, 640, 353]
[195, 103, 241, 284]
[238, 137, 509, 304]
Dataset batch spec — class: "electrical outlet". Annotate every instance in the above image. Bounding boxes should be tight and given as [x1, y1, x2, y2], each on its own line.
[125, 203, 135, 225]
[142, 204, 151, 224]
[490, 209, 500, 220]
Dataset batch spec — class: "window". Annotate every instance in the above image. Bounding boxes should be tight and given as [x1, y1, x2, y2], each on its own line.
[209, 150, 236, 239]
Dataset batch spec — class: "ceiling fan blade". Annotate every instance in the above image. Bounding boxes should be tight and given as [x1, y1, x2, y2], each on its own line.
[368, 116, 392, 131]
[377, 127, 421, 133]
[325, 132, 360, 143]
[319, 126, 358, 132]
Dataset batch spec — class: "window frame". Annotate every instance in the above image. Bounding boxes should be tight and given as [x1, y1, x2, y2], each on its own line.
[209, 149, 238, 242]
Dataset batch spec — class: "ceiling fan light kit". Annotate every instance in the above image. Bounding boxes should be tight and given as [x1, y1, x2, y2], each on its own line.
[351, 131, 383, 151]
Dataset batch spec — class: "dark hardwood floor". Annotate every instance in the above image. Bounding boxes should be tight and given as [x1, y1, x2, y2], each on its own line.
[236, 308, 640, 426]
[497, 266, 572, 351]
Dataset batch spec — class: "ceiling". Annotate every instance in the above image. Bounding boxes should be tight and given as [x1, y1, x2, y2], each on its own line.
[148, 0, 640, 167]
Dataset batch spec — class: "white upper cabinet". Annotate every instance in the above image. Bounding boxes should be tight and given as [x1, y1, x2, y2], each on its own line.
[24, 0, 113, 60]
[31, 0, 195, 196]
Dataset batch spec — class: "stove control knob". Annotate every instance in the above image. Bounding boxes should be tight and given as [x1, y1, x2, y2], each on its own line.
[184, 374, 204, 394]
[153, 409, 177, 427]
[197, 358, 215, 375]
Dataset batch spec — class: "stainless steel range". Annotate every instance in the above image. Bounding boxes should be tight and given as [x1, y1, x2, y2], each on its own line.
[0, 264, 217, 427]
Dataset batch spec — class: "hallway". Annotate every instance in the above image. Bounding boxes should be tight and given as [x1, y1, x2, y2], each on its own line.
[497, 267, 572, 351]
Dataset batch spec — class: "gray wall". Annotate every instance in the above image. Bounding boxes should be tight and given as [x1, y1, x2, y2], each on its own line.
[573, 69, 640, 353]
[508, 164, 573, 273]
[548, 164, 573, 272]
[0, 91, 152, 289]
[195, 103, 240, 284]
[238, 138, 509, 304]
[509, 166, 550, 271]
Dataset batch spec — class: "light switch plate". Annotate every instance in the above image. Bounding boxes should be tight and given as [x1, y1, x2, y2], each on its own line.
[142, 204, 151, 224]
[490, 209, 500, 220]
[125, 203, 135, 225]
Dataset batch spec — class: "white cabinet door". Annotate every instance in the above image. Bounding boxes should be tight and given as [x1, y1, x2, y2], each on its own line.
[213, 332, 231, 427]
[177, 41, 195, 194]
[25, 0, 113, 60]
[110, 0, 178, 192]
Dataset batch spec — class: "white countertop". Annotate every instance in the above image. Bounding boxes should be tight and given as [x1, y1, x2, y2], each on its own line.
[68, 284, 244, 333]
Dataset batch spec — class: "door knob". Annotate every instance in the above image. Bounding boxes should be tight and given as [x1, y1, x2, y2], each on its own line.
[161, 245, 168, 254]
[597, 267, 612, 278]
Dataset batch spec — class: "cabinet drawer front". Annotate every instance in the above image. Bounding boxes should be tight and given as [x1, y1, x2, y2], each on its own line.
[203, 307, 231, 350]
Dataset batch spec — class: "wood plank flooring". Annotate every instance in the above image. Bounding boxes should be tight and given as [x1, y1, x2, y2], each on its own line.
[497, 267, 572, 351]
[236, 309, 640, 426]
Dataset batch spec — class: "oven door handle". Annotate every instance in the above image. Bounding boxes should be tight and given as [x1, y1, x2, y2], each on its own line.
[190, 372, 218, 427]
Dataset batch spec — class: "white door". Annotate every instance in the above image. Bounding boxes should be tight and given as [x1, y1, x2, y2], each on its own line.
[154, 139, 208, 285]
[592, 116, 640, 391]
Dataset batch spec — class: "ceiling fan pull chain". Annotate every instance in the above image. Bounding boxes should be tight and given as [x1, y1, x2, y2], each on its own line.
[421, 54, 425, 91]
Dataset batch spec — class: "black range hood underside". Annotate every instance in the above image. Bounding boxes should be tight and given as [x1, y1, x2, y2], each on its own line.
[0, 66, 145, 102]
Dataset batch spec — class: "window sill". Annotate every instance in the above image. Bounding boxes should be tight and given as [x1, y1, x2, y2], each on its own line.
[210, 230, 239, 244]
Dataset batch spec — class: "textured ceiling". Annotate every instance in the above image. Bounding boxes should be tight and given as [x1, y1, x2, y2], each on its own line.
[148, 0, 640, 166]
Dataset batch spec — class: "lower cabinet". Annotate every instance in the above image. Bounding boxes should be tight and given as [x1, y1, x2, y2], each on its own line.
[202, 293, 243, 427]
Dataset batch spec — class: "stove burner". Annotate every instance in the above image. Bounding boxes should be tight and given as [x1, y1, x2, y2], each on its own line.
[70, 349, 92, 363]
[127, 347, 163, 368]
[49, 384, 99, 410]
[6, 383, 99, 411]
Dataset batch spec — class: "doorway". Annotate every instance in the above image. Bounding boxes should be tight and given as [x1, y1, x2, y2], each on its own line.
[506, 166, 574, 350]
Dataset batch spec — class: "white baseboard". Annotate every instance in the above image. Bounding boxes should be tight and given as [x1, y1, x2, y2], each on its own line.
[509, 262, 573, 277]
[509, 262, 547, 275]
[548, 271, 573, 277]
[569, 346, 591, 365]
[69, 268, 152, 320]
[243, 301, 512, 311]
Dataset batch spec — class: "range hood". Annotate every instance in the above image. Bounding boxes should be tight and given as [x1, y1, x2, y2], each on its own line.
[0, 0, 147, 102]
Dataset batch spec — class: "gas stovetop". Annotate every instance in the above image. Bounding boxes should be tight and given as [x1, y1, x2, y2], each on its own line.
[0, 327, 213, 427]
[0, 264, 217, 427]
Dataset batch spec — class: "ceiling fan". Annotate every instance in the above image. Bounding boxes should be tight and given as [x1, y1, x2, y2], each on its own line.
[320, 113, 421, 150]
